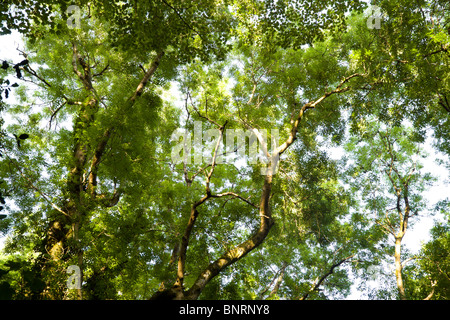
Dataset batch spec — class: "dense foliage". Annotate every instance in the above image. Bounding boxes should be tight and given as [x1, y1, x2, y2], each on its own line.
[0, 0, 448, 300]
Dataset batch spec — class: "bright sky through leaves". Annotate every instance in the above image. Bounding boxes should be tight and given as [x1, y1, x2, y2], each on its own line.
[0, 0, 449, 301]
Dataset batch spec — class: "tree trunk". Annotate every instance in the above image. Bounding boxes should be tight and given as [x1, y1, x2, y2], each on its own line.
[184, 174, 274, 300]
[394, 234, 407, 300]
[150, 172, 275, 300]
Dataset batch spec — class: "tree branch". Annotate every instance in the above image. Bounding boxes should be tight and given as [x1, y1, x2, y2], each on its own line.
[87, 128, 112, 196]
[71, 42, 93, 91]
[188, 92, 222, 128]
[299, 255, 354, 300]
[92, 63, 110, 77]
[4, 152, 70, 218]
[23, 64, 52, 88]
[174, 121, 228, 288]
[423, 280, 437, 300]
[269, 261, 288, 298]
[205, 121, 227, 195]
[212, 192, 259, 209]
[48, 101, 66, 129]
[160, 0, 204, 41]
[259, 261, 289, 299]
[184, 172, 274, 300]
[277, 73, 363, 155]
[129, 51, 164, 103]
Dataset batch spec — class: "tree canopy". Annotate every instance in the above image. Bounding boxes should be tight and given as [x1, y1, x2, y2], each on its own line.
[0, 0, 449, 300]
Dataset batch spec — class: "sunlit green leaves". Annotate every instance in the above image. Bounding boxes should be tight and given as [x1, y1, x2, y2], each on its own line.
[0, 0, 449, 301]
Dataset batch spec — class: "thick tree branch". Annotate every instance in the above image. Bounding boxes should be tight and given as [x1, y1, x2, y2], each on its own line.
[129, 51, 164, 103]
[423, 280, 437, 300]
[174, 121, 227, 288]
[72, 42, 94, 91]
[184, 172, 274, 300]
[87, 128, 112, 196]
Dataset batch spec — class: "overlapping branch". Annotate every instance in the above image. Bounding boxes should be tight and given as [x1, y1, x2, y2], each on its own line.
[172, 72, 363, 300]
[299, 255, 355, 300]
[277, 73, 363, 155]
